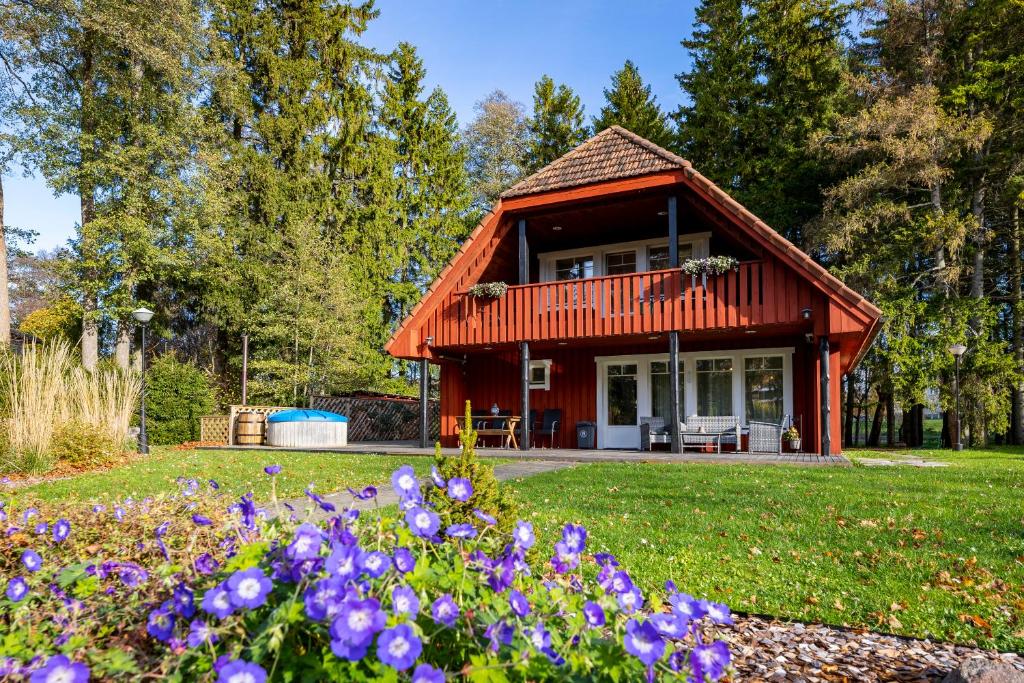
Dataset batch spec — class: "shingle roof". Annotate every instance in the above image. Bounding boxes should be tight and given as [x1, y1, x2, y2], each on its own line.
[500, 125, 690, 198]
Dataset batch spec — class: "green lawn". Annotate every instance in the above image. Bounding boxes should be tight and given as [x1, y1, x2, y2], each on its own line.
[508, 447, 1024, 651]
[6, 447, 434, 505]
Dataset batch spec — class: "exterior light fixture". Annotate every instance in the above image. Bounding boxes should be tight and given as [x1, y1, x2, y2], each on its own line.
[949, 343, 967, 452]
[657, 210, 668, 216]
[131, 307, 154, 455]
[425, 336, 434, 346]
[800, 308, 812, 320]
[131, 307, 155, 324]
[551, 225, 562, 231]
[647, 335, 660, 340]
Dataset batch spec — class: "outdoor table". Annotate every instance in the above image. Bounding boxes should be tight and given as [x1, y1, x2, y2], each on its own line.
[456, 415, 521, 449]
[680, 430, 726, 454]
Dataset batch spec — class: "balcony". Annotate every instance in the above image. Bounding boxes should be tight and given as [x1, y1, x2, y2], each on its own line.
[426, 260, 812, 349]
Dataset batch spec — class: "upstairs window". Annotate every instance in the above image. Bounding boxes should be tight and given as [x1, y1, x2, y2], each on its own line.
[648, 242, 694, 271]
[605, 250, 637, 275]
[554, 256, 593, 281]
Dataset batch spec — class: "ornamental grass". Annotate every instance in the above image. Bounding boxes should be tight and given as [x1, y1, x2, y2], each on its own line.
[0, 464, 734, 682]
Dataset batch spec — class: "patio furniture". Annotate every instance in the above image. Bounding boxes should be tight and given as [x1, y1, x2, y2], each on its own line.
[640, 416, 675, 450]
[457, 414, 521, 449]
[533, 408, 562, 448]
[681, 415, 742, 453]
[748, 420, 784, 455]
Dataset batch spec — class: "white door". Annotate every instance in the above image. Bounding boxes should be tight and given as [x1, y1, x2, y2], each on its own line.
[598, 362, 642, 449]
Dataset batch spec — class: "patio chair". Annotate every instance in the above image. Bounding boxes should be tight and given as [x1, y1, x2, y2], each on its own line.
[748, 420, 784, 455]
[533, 408, 561, 448]
[640, 416, 670, 451]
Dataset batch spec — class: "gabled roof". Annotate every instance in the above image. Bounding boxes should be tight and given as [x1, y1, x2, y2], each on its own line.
[501, 125, 690, 198]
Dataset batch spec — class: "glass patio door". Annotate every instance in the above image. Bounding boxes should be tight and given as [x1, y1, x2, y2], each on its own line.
[601, 362, 640, 449]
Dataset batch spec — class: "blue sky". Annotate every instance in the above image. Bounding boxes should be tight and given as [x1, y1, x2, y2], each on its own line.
[5, 0, 699, 253]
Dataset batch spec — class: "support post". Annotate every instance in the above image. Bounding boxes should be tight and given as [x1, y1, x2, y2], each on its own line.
[669, 331, 681, 453]
[667, 196, 678, 268]
[241, 333, 249, 406]
[520, 341, 530, 450]
[518, 219, 528, 285]
[419, 358, 430, 448]
[820, 336, 831, 456]
[138, 322, 149, 455]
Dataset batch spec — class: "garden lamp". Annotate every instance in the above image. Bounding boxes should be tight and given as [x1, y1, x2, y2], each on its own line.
[132, 307, 154, 454]
[948, 343, 967, 451]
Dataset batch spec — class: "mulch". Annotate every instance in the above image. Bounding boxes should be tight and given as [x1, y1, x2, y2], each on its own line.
[722, 615, 1023, 682]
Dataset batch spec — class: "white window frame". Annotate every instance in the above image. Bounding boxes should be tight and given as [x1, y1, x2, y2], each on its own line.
[741, 353, 787, 424]
[538, 232, 711, 282]
[529, 359, 553, 391]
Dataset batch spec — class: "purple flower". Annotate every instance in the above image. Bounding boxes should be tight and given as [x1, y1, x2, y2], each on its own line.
[376, 624, 422, 671]
[605, 570, 634, 595]
[669, 592, 705, 621]
[33, 522, 47, 535]
[54, 519, 72, 541]
[226, 568, 272, 609]
[330, 598, 385, 646]
[147, 605, 176, 642]
[22, 508, 37, 523]
[304, 489, 335, 513]
[346, 485, 377, 500]
[174, 583, 196, 618]
[209, 479, 220, 490]
[6, 577, 27, 602]
[473, 509, 497, 526]
[200, 583, 234, 619]
[28, 655, 89, 683]
[617, 586, 644, 614]
[509, 589, 530, 617]
[446, 477, 473, 502]
[329, 638, 369, 662]
[624, 619, 665, 667]
[582, 601, 605, 627]
[391, 585, 419, 616]
[445, 523, 477, 539]
[155, 521, 170, 538]
[192, 514, 213, 526]
[651, 612, 687, 638]
[114, 506, 125, 522]
[326, 543, 363, 580]
[393, 547, 416, 574]
[561, 523, 587, 553]
[431, 594, 459, 627]
[527, 622, 551, 650]
[429, 466, 446, 488]
[21, 550, 42, 572]
[264, 464, 282, 475]
[194, 553, 219, 575]
[550, 541, 579, 573]
[702, 600, 733, 625]
[391, 465, 420, 498]
[286, 523, 323, 561]
[304, 577, 346, 621]
[513, 520, 535, 549]
[485, 619, 514, 651]
[405, 507, 440, 538]
[217, 659, 267, 683]
[412, 663, 445, 683]
[691, 641, 731, 681]
[361, 551, 391, 578]
[186, 619, 217, 648]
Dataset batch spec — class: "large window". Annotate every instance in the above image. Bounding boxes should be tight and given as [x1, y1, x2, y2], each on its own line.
[555, 256, 593, 281]
[650, 360, 684, 422]
[606, 363, 638, 426]
[696, 358, 733, 416]
[605, 250, 637, 275]
[744, 356, 784, 423]
[647, 242, 695, 271]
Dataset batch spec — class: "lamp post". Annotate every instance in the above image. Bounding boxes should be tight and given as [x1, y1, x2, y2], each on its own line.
[132, 307, 155, 454]
[949, 343, 967, 451]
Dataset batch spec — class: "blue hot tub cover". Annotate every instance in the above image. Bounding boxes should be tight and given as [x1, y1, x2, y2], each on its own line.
[267, 409, 348, 423]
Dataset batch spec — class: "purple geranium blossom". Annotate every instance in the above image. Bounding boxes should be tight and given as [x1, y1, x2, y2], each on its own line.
[173, 583, 196, 618]
[326, 543, 363, 580]
[412, 663, 445, 683]
[304, 489, 335, 513]
[186, 619, 217, 648]
[217, 659, 267, 683]
[6, 577, 27, 602]
[34, 522, 47, 535]
[405, 507, 440, 538]
[429, 466, 446, 488]
[330, 638, 369, 662]
[332, 598, 386, 646]
[583, 601, 605, 627]
[445, 523, 476, 539]
[154, 521, 170, 538]
[346, 485, 377, 500]
[651, 612, 687, 638]
[485, 619, 515, 651]
[617, 586, 644, 614]
[114, 506, 125, 522]
[509, 589, 531, 617]
[194, 553, 219, 575]
[446, 477, 472, 502]
[691, 640, 731, 681]
[431, 594, 459, 627]
[473, 509, 497, 526]
[52, 519, 71, 543]
[605, 570, 634, 595]
[376, 624, 422, 671]
[286, 523, 323, 561]
[513, 520, 535, 549]
[669, 592, 705, 622]
[28, 655, 89, 683]
[21, 550, 42, 573]
[264, 464, 281, 475]
[702, 600, 734, 625]
[361, 551, 391, 578]
[303, 577, 347, 621]
[146, 605, 176, 642]
[561, 523, 587, 553]
[226, 568, 272, 609]
[550, 541, 579, 573]
[527, 621, 551, 651]
[391, 465, 419, 499]
[192, 513, 213, 526]
[200, 583, 234, 619]
[391, 585, 419, 616]
[623, 619, 665, 667]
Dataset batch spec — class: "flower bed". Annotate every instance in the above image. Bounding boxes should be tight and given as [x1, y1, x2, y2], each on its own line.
[0, 465, 732, 681]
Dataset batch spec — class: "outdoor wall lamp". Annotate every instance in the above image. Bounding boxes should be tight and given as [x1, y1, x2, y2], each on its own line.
[425, 336, 434, 346]
[801, 308, 812, 320]
[949, 343, 967, 452]
[131, 307, 155, 455]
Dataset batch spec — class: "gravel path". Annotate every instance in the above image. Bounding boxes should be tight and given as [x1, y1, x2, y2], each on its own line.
[723, 615, 1023, 681]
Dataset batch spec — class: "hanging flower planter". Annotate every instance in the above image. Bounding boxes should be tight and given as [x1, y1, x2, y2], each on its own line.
[682, 256, 739, 287]
[467, 281, 509, 299]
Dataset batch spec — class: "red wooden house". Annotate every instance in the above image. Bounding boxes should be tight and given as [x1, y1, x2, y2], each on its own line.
[387, 127, 880, 455]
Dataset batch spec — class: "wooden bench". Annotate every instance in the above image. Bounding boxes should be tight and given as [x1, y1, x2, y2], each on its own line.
[456, 415, 521, 449]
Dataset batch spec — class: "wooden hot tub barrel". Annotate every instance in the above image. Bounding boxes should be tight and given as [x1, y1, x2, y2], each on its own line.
[235, 412, 266, 445]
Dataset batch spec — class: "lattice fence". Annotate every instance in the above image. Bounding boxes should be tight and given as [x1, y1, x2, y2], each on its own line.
[200, 415, 230, 444]
[311, 395, 439, 442]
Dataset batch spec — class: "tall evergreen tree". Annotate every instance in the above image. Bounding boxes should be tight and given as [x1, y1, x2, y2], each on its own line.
[593, 60, 674, 148]
[463, 90, 529, 209]
[526, 75, 588, 172]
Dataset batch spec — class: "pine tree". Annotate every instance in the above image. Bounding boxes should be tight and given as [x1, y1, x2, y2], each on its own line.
[592, 60, 674, 148]
[526, 75, 588, 172]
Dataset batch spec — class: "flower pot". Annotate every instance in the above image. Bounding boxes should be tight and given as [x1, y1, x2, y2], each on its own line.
[787, 438, 801, 451]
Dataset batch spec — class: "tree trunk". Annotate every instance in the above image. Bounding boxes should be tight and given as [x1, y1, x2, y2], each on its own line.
[79, 29, 100, 371]
[1011, 204, 1023, 445]
[0, 175, 10, 346]
[885, 393, 895, 446]
[114, 321, 131, 369]
[867, 392, 884, 447]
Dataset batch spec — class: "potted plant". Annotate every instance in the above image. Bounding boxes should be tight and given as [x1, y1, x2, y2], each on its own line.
[467, 281, 509, 299]
[783, 426, 801, 451]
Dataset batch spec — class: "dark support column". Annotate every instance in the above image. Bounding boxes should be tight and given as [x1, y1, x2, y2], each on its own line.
[667, 196, 678, 267]
[419, 357, 430, 448]
[820, 336, 831, 456]
[520, 341, 530, 450]
[669, 331, 681, 453]
[518, 219, 528, 285]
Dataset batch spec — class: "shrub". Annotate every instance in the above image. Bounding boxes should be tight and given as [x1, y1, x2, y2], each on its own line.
[50, 420, 123, 469]
[0, 465, 733, 681]
[425, 400, 518, 532]
[145, 354, 218, 445]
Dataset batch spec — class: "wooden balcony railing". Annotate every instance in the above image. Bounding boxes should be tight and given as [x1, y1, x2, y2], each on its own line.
[427, 260, 811, 348]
